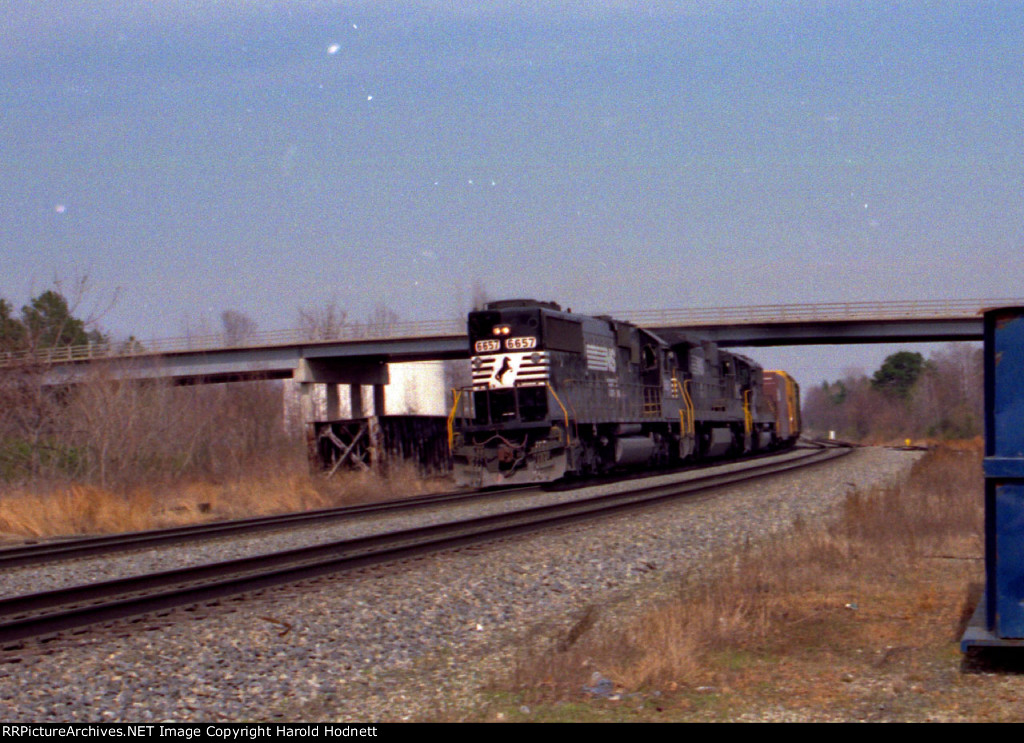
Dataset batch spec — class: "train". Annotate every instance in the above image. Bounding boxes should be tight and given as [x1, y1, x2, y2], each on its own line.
[448, 299, 801, 488]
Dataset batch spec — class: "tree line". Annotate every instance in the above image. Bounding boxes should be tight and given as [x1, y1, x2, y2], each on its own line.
[3, 284, 985, 482]
[0, 286, 418, 489]
[802, 345, 983, 443]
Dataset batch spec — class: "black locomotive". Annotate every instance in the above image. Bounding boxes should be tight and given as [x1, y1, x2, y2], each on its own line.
[448, 299, 800, 487]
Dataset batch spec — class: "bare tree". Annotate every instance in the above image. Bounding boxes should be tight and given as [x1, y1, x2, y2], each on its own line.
[803, 343, 983, 442]
[221, 310, 257, 346]
[0, 275, 118, 481]
[0, 360, 63, 481]
[53, 273, 120, 338]
[297, 299, 348, 340]
[911, 344, 983, 439]
[364, 303, 400, 337]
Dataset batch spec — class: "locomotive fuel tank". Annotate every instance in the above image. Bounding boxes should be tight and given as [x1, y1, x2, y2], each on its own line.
[614, 436, 658, 466]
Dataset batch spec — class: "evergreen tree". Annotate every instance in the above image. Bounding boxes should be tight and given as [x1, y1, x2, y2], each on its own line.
[0, 298, 25, 351]
[21, 290, 106, 348]
[0, 290, 107, 351]
[871, 351, 927, 400]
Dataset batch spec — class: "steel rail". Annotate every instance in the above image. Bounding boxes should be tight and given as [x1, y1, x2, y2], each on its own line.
[0, 443, 849, 647]
[0, 486, 529, 570]
[0, 443, 829, 569]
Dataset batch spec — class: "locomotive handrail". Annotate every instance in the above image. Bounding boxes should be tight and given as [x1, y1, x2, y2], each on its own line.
[446, 388, 463, 448]
[545, 382, 572, 445]
[1, 297, 1018, 369]
[682, 379, 695, 436]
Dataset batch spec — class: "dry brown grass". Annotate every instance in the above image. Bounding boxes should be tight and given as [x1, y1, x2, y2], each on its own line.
[0, 463, 450, 540]
[498, 444, 991, 721]
[0, 371, 451, 541]
[0, 485, 160, 538]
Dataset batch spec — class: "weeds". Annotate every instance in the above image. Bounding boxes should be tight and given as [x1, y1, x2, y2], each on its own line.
[0, 369, 446, 539]
[502, 444, 985, 719]
[0, 463, 446, 539]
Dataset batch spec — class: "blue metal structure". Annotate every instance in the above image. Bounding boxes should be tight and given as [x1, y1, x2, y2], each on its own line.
[962, 306, 1024, 649]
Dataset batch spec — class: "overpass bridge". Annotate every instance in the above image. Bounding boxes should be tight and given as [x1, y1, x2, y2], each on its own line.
[638, 299, 992, 346]
[2, 298, 1015, 416]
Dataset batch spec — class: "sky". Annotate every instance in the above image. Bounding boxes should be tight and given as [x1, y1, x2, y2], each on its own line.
[2, 1, 1022, 386]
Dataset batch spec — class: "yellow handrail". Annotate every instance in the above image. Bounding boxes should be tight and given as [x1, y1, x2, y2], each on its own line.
[682, 379, 695, 436]
[446, 388, 463, 449]
[546, 382, 571, 445]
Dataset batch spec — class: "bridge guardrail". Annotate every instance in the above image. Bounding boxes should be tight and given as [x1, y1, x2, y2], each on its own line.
[619, 298, 1020, 327]
[0, 319, 467, 367]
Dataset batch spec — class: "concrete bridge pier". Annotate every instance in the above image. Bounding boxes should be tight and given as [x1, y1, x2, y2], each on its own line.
[346, 382, 387, 418]
[348, 384, 362, 418]
[294, 358, 390, 473]
[326, 383, 341, 419]
[294, 358, 390, 422]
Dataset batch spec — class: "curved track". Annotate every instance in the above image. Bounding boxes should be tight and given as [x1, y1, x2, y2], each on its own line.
[0, 442, 840, 570]
[0, 442, 849, 649]
[0, 487, 514, 569]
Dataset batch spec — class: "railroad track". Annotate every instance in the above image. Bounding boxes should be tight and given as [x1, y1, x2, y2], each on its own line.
[0, 485, 528, 570]
[0, 441, 845, 570]
[0, 441, 849, 649]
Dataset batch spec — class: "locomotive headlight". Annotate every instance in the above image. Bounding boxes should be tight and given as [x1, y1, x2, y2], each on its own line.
[492, 325, 511, 335]
[531, 352, 543, 364]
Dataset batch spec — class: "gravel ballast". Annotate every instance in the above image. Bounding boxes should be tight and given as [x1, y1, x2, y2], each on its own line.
[0, 447, 920, 721]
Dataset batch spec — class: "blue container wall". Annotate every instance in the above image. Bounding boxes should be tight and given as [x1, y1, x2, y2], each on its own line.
[984, 307, 1024, 638]
[994, 484, 1024, 636]
[987, 309, 1024, 459]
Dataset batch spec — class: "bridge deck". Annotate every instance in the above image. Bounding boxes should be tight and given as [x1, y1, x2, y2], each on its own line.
[3, 298, 1017, 385]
